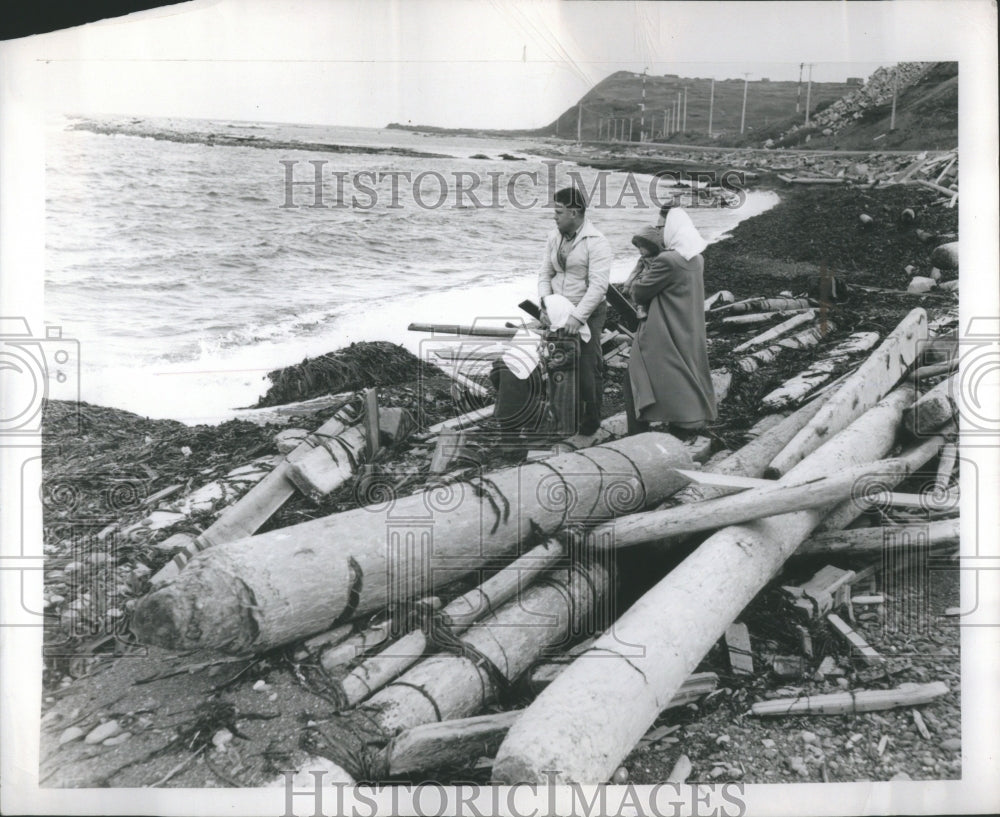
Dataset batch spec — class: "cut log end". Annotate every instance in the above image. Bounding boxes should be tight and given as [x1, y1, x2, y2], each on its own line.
[132, 561, 259, 652]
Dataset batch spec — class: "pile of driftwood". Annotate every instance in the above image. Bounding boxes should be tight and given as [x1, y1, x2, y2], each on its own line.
[126, 297, 961, 783]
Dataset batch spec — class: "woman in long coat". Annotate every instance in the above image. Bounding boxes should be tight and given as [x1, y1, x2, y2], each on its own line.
[622, 210, 716, 437]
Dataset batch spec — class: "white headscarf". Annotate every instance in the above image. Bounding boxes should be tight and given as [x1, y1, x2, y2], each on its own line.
[662, 208, 707, 261]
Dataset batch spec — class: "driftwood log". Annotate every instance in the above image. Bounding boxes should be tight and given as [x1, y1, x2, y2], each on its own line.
[132, 433, 692, 653]
[766, 308, 927, 477]
[797, 518, 960, 557]
[490, 385, 915, 783]
[751, 682, 949, 716]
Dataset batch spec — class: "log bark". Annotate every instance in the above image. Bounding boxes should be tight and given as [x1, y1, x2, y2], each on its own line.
[132, 433, 692, 654]
[338, 540, 564, 707]
[731, 310, 816, 353]
[759, 332, 880, 410]
[766, 308, 927, 477]
[750, 681, 950, 716]
[587, 458, 912, 551]
[914, 359, 959, 380]
[903, 374, 958, 436]
[490, 385, 914, 784]
[712, 297, 813, 316]
[796, 518, 960, 557]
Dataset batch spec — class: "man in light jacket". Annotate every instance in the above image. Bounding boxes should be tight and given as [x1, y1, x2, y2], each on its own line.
[538, 187, 611, 435]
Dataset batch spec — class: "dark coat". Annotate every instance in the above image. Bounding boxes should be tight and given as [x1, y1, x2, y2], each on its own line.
[625, 227, 717, 425]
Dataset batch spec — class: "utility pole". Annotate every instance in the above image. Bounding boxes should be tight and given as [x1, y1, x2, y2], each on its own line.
[676, 92, 682, 133]
[682, 86, 688, 131]
[740, 73, 750, 133]
[627, 118, 633, 142]
[665, 109, 670, 137]
[640, 67, 647, 141]
[804, 63, 813, 126]
[576, 102, 582, 142]
[796, 62, 803, 113]
[889, 73, 897, 130]
[707, 77, 715, 136]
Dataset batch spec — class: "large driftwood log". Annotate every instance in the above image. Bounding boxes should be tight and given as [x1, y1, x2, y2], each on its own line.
[796, 518, 959, 557]
[490, 386, 914, 784]
[588, 458, 913, 551]
[766, 308, 927, 477]
[132, 433, 692, 653]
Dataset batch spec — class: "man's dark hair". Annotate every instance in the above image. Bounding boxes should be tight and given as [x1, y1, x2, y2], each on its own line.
[553, 187, 587, 212]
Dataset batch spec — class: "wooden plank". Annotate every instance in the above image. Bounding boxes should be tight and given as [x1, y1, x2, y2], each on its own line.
[408, 322, 519, 338]
[427, 429, 470, 475]
[826, 613, 884, 665]
[385, 711, 522, 776]
[935, 444, 958, 491]
[751, 681, 949, 716]
[914, 179, 958, 197]
[724, 623, 754, 676]
[363, 388, 381, 459]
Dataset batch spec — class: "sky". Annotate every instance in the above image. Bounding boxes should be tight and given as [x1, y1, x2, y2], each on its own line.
[0, 0, 980, 129]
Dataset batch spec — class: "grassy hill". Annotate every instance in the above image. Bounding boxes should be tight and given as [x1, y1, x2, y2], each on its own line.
[549, 71, 858, 142]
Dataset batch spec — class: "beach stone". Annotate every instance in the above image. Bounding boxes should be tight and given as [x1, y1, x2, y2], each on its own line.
[788, 756, 809, 776]
[212, 728, 234, 752]
[890, 771, 912, 781]
[941, 737, 961, 751]
[103, 731, 132, 747]
[930, 242, 959, 270]
[761, 738, 776, 749]
[85, 720, 121, 744]
[801, 730, 818, 744]
[907, 276, 936, 294]
[938, 280, 958, 292]
[59, 726, 85, 745]
[274, 757, 355, 787]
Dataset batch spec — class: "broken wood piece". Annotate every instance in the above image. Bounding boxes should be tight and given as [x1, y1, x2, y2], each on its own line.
[751, 681, 948, 717]
[589, 456, 912, 551]
[851, 595, 885, 605]
[731, 310, 816, 353]
[784, 565, 856, 621]
[826, 613, 884, 665]
[704, 291, 734, 311]
[861, 489, 959, 510]
[711, 297, 813, 317]
[338, 540, 564, 708]
[914, 179, 958, 198]
[767, 308, 928, 477]
[426, 405, 494, 434]
[427, 429, 474, 476]
[384, 710, 521, 776]
[935, 443, 958, 491]
[293, 623, 354, 662]
[725, 623, 754, 675]
[912, 709, 931, 739]
[363, 388, 381, 459]
[759, 332, 881, 411]
[903, 374, 957, 436]
[491, 385, 913, 784]
[133, 433, 692, 654]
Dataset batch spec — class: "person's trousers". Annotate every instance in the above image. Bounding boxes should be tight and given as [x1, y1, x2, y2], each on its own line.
[578, 301, 607, 435]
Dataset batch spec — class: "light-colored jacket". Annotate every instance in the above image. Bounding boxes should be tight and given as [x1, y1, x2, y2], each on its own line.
[537, 218, 611, 323]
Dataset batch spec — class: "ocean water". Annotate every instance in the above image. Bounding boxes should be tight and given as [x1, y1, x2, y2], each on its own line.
[44, 116, 778, 424]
